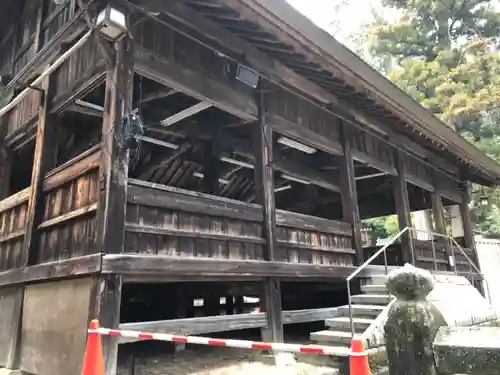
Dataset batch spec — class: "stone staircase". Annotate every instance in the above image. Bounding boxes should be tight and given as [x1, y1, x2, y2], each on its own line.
[310, 276, 392, 351]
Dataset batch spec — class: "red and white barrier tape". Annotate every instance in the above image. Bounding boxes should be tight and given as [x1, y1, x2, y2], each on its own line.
[88, 328, 368, 357]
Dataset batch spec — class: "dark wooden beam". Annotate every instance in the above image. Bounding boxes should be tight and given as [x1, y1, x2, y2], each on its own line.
[23, 77, 57, 266]
[0, 254, 102, 288]
[393, 151, 414, 264]
[102, 254, 356, 279]
[340, 124, 363, 264]
[269, 114, 342, 156]
[273, 158, 340, 193]
[202, 140, 219, 194]
[134, 47, 257, 121]
[253, 91, 283, 342]
[431, 190, 452, 270]
[95, 36, 134, 375]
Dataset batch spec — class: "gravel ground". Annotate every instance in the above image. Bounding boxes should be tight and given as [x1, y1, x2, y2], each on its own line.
[117, 333, 339, 375]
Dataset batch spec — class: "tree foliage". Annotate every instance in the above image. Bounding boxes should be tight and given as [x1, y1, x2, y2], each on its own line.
[359, 0, 500, 234]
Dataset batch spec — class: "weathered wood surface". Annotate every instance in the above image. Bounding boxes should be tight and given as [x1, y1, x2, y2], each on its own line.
[118, 306, 341, 344]
[38, 147, 100, 263]
[4, 89, 40, 139]
[102, 254, 356, 279]
[350, 131, 397, 175]
[340, 124, 363, 265]
[0, 189, 30, 271]
[50, 35, 106, 112]
[254, 90, 283, 342]
[0, 286, 23, 368]
[0, 254, 102, 287]
[24, 77, 54, 266]
[126, 180, 354, 265]
[20, 277, 95, 375]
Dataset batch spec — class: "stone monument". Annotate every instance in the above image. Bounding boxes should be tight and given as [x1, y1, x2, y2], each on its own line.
[384, 264, 446, 375]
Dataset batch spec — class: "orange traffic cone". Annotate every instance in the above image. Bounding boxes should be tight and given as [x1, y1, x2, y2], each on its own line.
[81, 319, 105, 375]
[349, 337, 371, 375]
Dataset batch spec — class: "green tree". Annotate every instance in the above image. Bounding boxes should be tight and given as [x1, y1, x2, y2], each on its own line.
[360, 0, 500, 234]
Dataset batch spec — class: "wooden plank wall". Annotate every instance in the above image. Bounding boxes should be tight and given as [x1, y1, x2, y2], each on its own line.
[133, 16, 254, 100]
[51, 35, 105, 108]
[125, 180, 355, 266]
[5, 90, 40, 137]
[39, 1, 76, 49]
[266, 84, 343, 154]
[126, 180, 265, 260]
[414, 240, 477, 273]
[0, 189, 30, 271]
[37, 147, 100, 263]
[275, 211, 354, 265]
[350, 131, 397, 174]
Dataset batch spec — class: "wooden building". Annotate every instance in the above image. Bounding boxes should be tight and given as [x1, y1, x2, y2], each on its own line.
[0, 0, 498, 374]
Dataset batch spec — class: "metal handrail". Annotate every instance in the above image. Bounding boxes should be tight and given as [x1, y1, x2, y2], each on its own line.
[346, 226, 491, 338]
[346, 227, 409, 337]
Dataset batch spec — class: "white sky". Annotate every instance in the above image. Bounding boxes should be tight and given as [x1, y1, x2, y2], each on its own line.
[286, 0, 384, 43]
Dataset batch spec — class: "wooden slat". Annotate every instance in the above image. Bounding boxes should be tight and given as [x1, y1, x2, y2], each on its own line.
[125, 224, 265, 244]
[102, 254, 356, 279]
[43, 147, 100, 192]
[37, 203, 97, 230]
[0, 189, 30, 214]
[276, 210, 351, 236]
[0, 254, 102, 287]
[127, 180, 263, 222]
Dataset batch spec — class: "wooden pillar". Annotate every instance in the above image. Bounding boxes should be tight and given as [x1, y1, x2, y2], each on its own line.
[339, 122, 363, 265]
[225, 295, 234, 315]
[392, 151, 414, 265]
[0, 118, 13, 200]
[203, 140, 219, 194]
[431, 190, 453, 269]
[235, 295, 244, 314]
[95, 36, 133, 375]
[253, 90, 283, 342]
[460, 184, 476, 252]
[23, 77, 57, 266]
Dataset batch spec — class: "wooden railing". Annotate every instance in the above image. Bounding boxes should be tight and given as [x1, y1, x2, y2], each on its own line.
[38, 146, 100, 262]
[126, 179, 355, 266]
[0, 189, 30, 270]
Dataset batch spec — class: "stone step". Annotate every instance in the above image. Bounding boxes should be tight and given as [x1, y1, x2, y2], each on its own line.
[310, 330, 353, 345]
[361, 284, 388, 294]
[326, 316, 374, 331]
[351, 294, 392, 305]
[338, 304, 386, 318]
[368, 275, 388, 285]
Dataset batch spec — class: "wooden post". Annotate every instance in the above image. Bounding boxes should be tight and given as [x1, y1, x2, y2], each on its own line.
[95, 36, 133, 375]
[23, 77, 57, 266]
[203, 140, 219, 195]
[253, 90, 283, 342]
[225, 295, 234, 315]
[0, 116, 13, 200]
[235, 295, 244, 314]
[339, 122, 363, 265]
[431, 190, 453, 269]
[459, 183, 483, 294]
[392, 151, 414, 265]
[460, 184, 476, 253]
